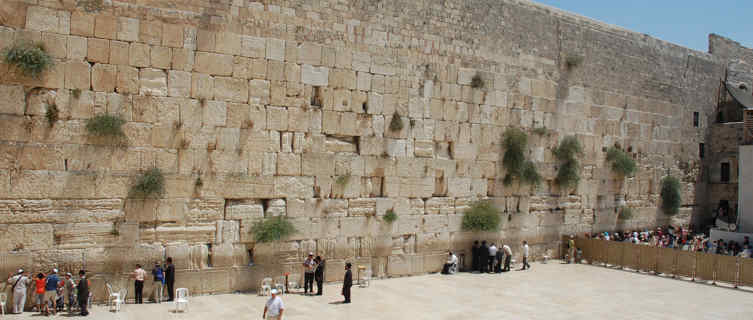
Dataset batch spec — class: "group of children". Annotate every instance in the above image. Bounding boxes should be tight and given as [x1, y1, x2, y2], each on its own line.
[6, 268, 91, 316]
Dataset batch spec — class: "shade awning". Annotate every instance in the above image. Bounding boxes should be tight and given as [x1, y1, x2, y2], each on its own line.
[725, 82, 753, 110]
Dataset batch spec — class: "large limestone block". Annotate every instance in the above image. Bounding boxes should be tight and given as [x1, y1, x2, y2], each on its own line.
[0, 224, 53, 251]
[214, 77, 249, 103]
[26, 6, 70, 34]
[0, 85, 25, 115]
[302, 153, 335, 176]
[150, 45, 172, 69]
[139, 68, 167, 96]
[216, 32, 241, 55]
[168, 70, 191, 97]
[124, 199, 158, 222]
[91, 64, 116, 92]
[274, 176, 314, 199]
[216, 220, 240, 244]
[241, 35, 266, 58]
[194, 52, 233, 76]
[276, 153, 301, 176]
[348, 198, 377, 217]
[249, 79, 270, 104]
[202, 100, 227, 127]
[301, 65, 329, 86]
[266, 38, 285, 61]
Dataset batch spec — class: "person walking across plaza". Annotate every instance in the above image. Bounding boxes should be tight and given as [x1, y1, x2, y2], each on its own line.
[7, 269, 31, 314]
[314, 256, 325, 295]
[263, 289, 284, 320]
[152, 262, 165, 303]
[77, 270, 89, 316]
[342, 262, 353, 303]
[165, 257, 175, 301]
[520, 241, 531, 270]
[488, 243, 498, 273]
[44, 268, 60, 315]
[302, 252, 316, 295]
[132, 264, 147, 304]
[502, 244, 512, 272]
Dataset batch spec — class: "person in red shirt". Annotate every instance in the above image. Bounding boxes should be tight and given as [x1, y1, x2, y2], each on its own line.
[34, 273, 47, 315]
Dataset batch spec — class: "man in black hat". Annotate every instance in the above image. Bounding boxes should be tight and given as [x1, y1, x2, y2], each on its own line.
[479, 241, 488, 273]
[314, 256, 325, 295]
[471, 241, 480, 272]
[342, 263, 352, 303]
[77, 270, 89, 316]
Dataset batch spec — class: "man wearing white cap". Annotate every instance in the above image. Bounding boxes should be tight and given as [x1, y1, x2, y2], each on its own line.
[263, 289, 284, 320]
[7, 269, 31, 314]
[302, 252, 316, 295]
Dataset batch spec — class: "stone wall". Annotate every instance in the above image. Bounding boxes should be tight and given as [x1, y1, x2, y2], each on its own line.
[0, 0, 742, 298]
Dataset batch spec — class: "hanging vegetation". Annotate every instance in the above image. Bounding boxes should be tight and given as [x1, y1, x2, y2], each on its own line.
[129, 167, 165, 198]
[553, 136, 583, 190]
[502, 128, 540, 186]
[660, 176, 682, 215]
[251, 216, 296, 243]
[606, 146, 637, 177]
[3, 41, 54, 79]
[461, 201, 501, 232]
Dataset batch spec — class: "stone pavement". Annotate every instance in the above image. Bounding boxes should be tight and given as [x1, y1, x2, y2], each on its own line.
[8, 262, 752, 320]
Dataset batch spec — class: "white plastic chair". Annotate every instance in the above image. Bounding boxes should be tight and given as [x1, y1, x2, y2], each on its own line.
[259, 277, 272, 296]
[359, 270, 371, 288]
[106, 283, 120, 308]
[112, 288, 127, 312]
[542, 249, 552, 264]
[287, 274, 300, 290]
[174, 288, 189, 312]
[274, 276, 286, 294]
[0, 292, 6, 316]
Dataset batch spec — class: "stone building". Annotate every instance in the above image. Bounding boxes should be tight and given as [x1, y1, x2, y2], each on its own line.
[0, 0, 750, 299]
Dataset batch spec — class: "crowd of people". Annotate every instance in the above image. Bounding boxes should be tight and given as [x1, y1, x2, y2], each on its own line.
[6, 269, 90, 316]
[441, 240, 531, 274]
[3, 257, 177, 317]
[585, 226, 753, 258]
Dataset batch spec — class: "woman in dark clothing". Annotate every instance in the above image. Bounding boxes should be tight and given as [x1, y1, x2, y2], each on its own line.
[314, 256, 325, 295]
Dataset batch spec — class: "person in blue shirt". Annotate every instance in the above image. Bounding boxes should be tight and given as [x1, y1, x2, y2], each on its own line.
[44, 268, 60, 315]
[151, 262, 165, 303]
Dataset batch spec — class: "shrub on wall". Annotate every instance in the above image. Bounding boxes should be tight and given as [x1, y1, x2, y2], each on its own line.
[389, 111, 404, 131]
[618, 206, 633, 220]
[45, 104, 59, 126]
[130, 167, 165, 198]
[462, 201, 501, 232]
[3, 41, 54, 79]
[86, 114, 126, 137]
[660, 176, 682, 215]
[502, 128, 540, 186]
[553, 136, 583, 190]
[383, 209, 398, 223]
[251, 216, 296, 243]
[471, 73, 484, 88]
[606, 146, 636, 177]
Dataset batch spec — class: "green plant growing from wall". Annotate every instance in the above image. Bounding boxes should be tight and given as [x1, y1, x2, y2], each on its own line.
[383, 209, 398, 223]
[71, 88, 81, 99]
[553, 136, 583, 191]
[3, 41, 54, 79]
[130, 167, 165, 198]
[618, 206, 633, 220]
[389, 111, 404, 131]
[86, 114, 126, 137]
[660, 176, 682, 215]
[45, 104, 59, 126]
[471, 73, 484, 88]
[336, 175, 350, 187]
[532, 127, 549, 136]
[565, 55, 583, 70]
[501, 128, 540, 186]
[461, 201, 501, 232]
[606, 146, 636, 177]
[251, 216, 296, 243]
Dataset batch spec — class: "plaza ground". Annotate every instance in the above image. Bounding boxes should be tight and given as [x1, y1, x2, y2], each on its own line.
[9, 261, 752, 319]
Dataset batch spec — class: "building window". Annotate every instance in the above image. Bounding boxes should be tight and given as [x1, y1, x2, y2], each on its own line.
[693, 112, 699, 127]
[699, 143, 705, 158]
[721, 162, 730, 183]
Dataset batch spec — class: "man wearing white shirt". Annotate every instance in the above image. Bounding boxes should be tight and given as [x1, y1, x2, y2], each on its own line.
[487, 243, 498, 273]
[263, 289, 284, 320]
[521, 241, 530, 270]
[442, 251, 458, 274]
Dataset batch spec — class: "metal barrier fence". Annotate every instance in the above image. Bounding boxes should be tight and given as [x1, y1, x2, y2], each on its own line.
[575, 238, 752, 288]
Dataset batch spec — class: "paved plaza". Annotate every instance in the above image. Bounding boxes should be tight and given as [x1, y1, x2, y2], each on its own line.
[8, 262, 752, 319]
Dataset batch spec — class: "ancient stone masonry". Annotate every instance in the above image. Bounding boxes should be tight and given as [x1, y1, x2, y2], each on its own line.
[0, 0, 746, 297]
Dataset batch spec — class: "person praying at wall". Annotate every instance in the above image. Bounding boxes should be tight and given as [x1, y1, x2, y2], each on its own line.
[132, 264, 147, 304]
[314, 256, 325, 296]
[7, 269, 31, 314]
[342, 262, 353, 303]
[471, 241, 480, 272]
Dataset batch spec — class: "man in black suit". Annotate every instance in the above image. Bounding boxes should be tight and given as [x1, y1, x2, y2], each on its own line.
[471, 241, 480, 272]
[342, 263, 352, 303]
[77, 270, 89, 316]
[479, 241, 489, 273]
[165, 257, 175, 301]
[314, 256, 325, 295]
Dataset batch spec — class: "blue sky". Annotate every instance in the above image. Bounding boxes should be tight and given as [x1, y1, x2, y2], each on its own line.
[534, 1, 753, 52]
